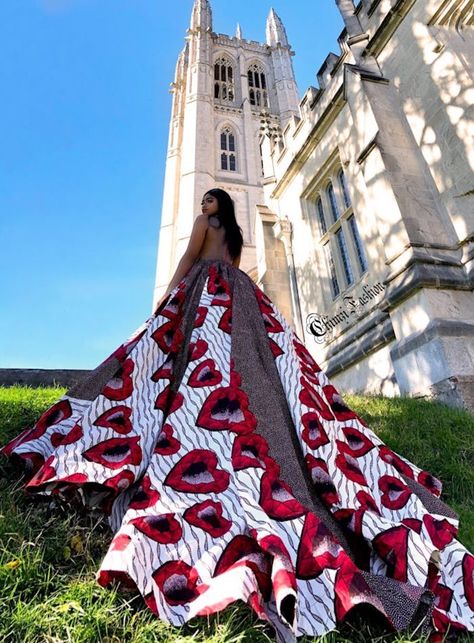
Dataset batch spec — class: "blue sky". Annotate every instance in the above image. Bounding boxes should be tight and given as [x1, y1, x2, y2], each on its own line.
[0, 0, 344, 369]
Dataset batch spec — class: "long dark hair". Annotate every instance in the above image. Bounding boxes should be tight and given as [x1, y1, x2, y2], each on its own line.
[204, 188, 244, 261]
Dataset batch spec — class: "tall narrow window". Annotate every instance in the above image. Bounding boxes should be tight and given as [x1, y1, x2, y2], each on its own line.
[348, 214, 368, 273]
[338, 168, 351, 209]
[247, 64, 268, 108]
[214, 58, 235, 103]
[324, 242, 340, 299]
[220, 127, 237, 172]
[316, 196, 327, 235]
[335, 227, 354, 286]
[327, 182, 340, 223]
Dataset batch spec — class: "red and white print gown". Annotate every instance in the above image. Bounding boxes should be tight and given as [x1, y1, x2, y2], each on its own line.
[2, 257, 474, 642]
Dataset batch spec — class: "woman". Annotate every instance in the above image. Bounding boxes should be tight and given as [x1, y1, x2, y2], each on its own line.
[2, 188, 473, 642]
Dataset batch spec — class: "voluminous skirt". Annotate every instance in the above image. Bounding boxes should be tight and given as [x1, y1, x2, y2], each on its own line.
[2, 257, 474, 642]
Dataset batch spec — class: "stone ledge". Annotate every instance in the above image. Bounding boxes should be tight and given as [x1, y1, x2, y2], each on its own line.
[390, 319, 474, 362]
[0, 369, 91, 389]
[325, 316, 395, 377]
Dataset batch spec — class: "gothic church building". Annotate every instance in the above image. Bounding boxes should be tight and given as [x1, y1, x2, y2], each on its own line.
[154, 0, 474, 411]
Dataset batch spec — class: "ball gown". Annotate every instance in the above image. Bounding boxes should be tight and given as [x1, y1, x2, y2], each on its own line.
[2, 257, 474, 642]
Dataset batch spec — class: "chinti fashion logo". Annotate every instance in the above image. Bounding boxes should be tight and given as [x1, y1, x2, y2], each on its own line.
[306, 281, 386, 344]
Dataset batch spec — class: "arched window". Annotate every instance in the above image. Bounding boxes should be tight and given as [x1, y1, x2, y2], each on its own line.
[220, 127, 237, 172]
[324, 242, 340, 299]
[316, 196, 327, 235]
[335, 227, 354, 286]
[338, 168, 351, 209]
[214, 58, 235, 103]
[348, 214, 368, 273]
[326, 181, 340, 223]
[247, 64, 268, 108]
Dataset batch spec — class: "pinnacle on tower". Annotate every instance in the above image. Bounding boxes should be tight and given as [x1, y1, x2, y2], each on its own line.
[266, 8, 289, 47]
[236, 23, 243, 39]
[190, 0, 213, 32]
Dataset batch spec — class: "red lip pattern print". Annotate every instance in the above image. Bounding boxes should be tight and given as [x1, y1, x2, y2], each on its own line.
[154, 386, 184, 415]
[268, 337, 284, 359]
[322, 385, 357, 421]
[296, 512, 344, 580]
[259, 464, 307, 520]
[20, 399, 73, 443]
[164, 449, 230, 493]
[305, 455, 340, 506]
[153, 423, 181, 456]
[144, 591, 159, 616]
[131, 513, 182, 544]
[102, 359, 135, 401]
[152, 560, 206, 605]
[463, 554, 474, 611]
[83, 436, 142, 470]
[197, 384, 257, 434]
[110, 533, 132, 551]
[333, 561, 379, 623]
[254, 287, 275, 315]
[188, 359, 223, 388]
[152, 320, 185, 354]
[27, 455, 56, 487]
[93, 406, 133, 435]
[261, 311, 284, 334]
[338, 427, 375, 457]
[218, 308, 232, 334]
[372, 525, 409, 582]
[105, 470, 136, 492]
[301, 412, 329, 450]
[161, 289, 186, 320]
[129, 475, 161, 510]
[213, 535, 272, 600]
[293, 337, 321, 372]
[231, 433, 271, 471]
[188, 339, 208, 361]
[379, 475, 412, 510]
[183, 499, 232, 537]
[207, 266, 231, 307]
[51, 422, 83, 448]
[150, 359, 174, 382]
[194, 306, 208, 328]
[423, 514, 457, 549]
[418, 470, 442, 497]
[299, 378, 334, 421]
[335, 451, 369, 486]
[378, 446, 414, 478]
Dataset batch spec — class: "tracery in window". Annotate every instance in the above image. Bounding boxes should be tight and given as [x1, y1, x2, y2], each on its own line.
[338, 168, 351, 209]
[326, 181, 340, 223]
[335, 227, 354, 286]
[348, 214, 368, 274]
[220, 127, 237, 172]
[214, 58, 235, 103]
[324, 242, 340, 299]
[247, 64, 268, 108]
[316, 196, 327, 235]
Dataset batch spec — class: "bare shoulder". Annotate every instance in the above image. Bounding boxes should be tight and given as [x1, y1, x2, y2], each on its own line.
[194, 214, 209, 227]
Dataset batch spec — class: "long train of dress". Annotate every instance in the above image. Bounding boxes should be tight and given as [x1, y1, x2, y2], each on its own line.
[2, 257, 473, 642]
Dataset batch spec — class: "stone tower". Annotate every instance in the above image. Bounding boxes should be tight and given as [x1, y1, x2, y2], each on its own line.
[153, 0, 300, 308]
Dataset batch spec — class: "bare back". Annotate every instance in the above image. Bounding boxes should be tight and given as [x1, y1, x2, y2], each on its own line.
[198, 215, 233, 263]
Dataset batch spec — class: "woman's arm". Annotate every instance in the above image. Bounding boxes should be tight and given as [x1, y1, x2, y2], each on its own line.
[155, 214, 209, 309]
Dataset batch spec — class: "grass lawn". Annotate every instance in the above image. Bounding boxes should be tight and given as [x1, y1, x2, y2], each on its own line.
[0, 386, 473, 643]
